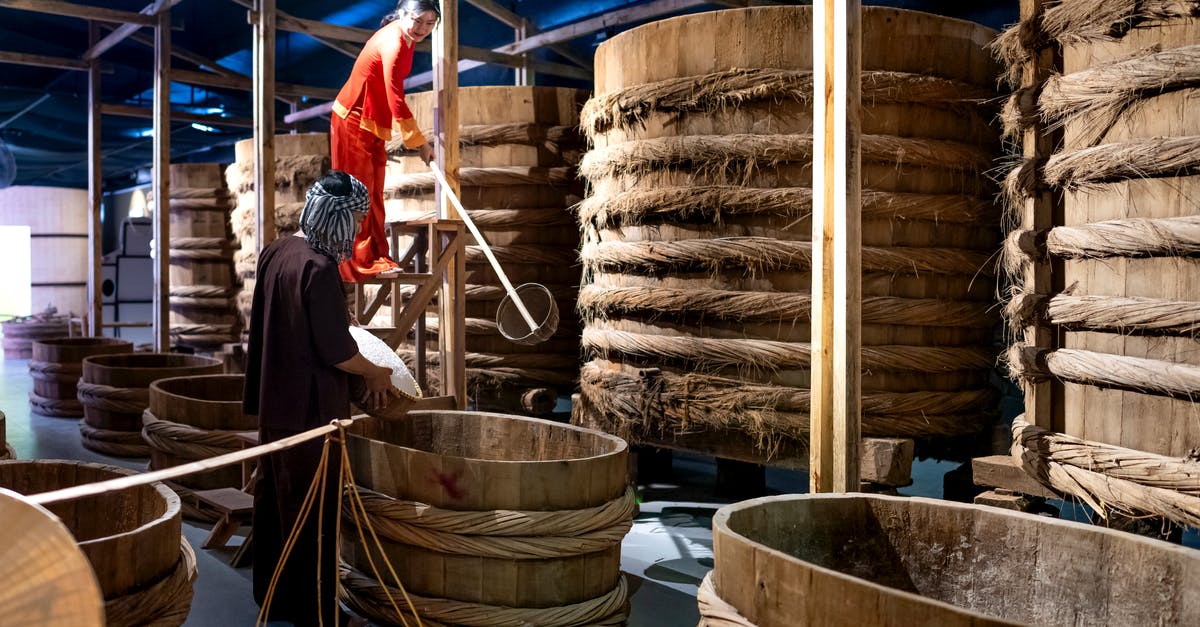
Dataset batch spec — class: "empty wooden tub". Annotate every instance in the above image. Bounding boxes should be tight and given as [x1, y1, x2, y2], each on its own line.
[1, 312, 69, 359]
[78, 353, 223, 457]
[341, 409, 632, 626]
[29, 337, 133, 417]
[0, 459, 196, 627]
[703, 494, 1200, 626]
[143, 375, 256, 515]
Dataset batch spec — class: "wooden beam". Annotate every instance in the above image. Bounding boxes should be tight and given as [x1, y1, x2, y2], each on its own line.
[172, 67, 339, 101]
[0, 0, 156, 25]
[101, 103, 268, 130]
[252, 0, 277, 253]
[809, 0, 861, 492]
[433, 0, 466, 409]
[152, 7, 172, 352]
[0, 93, 49, 129]
[87, 22, 102, 337]
[0, 50, 89, 71]
[129, 32, 239, 78]
[227, 0, 363, 58]
[83, 0, 183, 61]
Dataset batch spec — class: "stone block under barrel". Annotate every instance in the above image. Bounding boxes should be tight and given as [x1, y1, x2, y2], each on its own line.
[702, 494, 1200, 626]
[29, 337, 132, 417]
[575, 6, 1004, 466]
[0, 459, 196, 627]
[77, 353, 223, 457]
[341, 409, 632, 626]
[996, 0, 1200, 525]
[384, 86, 587, 416]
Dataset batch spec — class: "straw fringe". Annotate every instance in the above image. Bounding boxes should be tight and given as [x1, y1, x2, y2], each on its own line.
[578, 285, 997, 328]
[581, 237, 996, 277]
[384, 166, 575, 197]
[1007, 291, 1200, 335]
[1012, 416, 1200, 527]
[697, 573, 753, 627]
[1043, 135, 1200, 189]
[230, 154, 328, 194]
[1003, 216, 1200, 276]
[1007, 344, 1200, 399]
[387, 123, 581, 157]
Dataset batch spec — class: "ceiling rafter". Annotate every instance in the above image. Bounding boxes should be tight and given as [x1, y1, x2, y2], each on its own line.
[0, 0, 156, 25]
[83, 0, 184, 61]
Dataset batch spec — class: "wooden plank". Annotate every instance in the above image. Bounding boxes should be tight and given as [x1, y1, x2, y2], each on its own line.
[152, 8, 171, 351]
[82, 0, 183, 61]
[252, 0, 277, 253]
[464, 0, 591, 70]
[100, 103, 265, 130]
[171, 68, 338, 101]
[0, 50, 89, 71]
[809, 0, 861, 493]
[87, 22, 102, 337]
[971, 454, 1058, 499]
[0, 0, 155, 25]
[128, 33, 240, 78]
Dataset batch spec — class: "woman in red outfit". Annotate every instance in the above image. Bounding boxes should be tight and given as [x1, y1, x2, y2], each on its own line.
[332, 0, 439, 281]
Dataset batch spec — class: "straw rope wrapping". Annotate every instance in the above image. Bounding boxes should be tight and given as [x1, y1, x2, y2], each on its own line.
[169, 237, 235, 261]
[578, 134, 993, 184]
[167, 197, 235, 212]
[1006, 290, 1200, 335]
[397, 350, 578, 388]
[697, 572, 754, 627]
[1043, 136, 1200, 190]
[231, 201, 305, 243]
[232, 154, 329, 194]
[1007, 344, 1200, 399]
[28, 359, 82, 384]
[1011, 417, 1200, 527]
[575, 185, 998, 228]
[141, 410, 246, 461]
[387, 123, 582, 160]
[1039, 44, 1200, 145]
[28, 391, 83, 417]
[580, 67, 996, 136]
[384, 166, 575, 197]
[79, 421, 151, 457]
[77, 381, 150, 415]
[169, 187, 234, 200]
[1003, 216, 1200, 278]
[990, 0, 1200, 86]
[582, 237, 996, 278]
[578, 285, 997, 328]
[104, 538, 198, 627]
[345, 486, 635, 559]
[463, 243, 578, 267]
[340, 565, 628, 627]
[584, 326, 995, 373]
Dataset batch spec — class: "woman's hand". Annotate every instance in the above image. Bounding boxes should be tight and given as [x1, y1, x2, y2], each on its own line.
[362, 364, 399, 410]
[418, 142, 434, 165]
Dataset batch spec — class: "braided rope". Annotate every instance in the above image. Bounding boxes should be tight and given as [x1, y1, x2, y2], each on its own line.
[77, 381, 150, 415]
[340, 564, 628, 627]
[104, 539, 197, 627]
[170, 296, 236, 310]
[29, 391, 83, 418]
[697, 572, 755, 627]
[28, 359, 82, 383]
[169, 285, 236, 298]
[80, 421, 151, 457]
[141, 411, 246, 460]
[348, 486, 635, 559]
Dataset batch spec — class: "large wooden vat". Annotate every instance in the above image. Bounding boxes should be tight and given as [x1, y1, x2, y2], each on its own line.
[703, 494, 1200, 626]
[78, 353, 223, 457]
[227, 132, 330, 333]
[143, 374, 255, 499]
[385, 86, 587, 415]
[575, 7, 1003, 465]
[166, 163, 238, 349]
[341, 409, 632, 626]
[0, 459, 196, 627]
[0, 186, 88, 318]
[29, 337, 133, 417]
[998, 1, 1200, 523]
[1, 311, 70, 359]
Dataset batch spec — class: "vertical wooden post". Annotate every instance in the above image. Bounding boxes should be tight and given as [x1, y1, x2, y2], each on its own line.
[515, 19, 530, 86]
[810, 0, 862, 493]
[1021, 0, 1058, 430]
[151, 7, 171, 352]
[87, 21, 103, 338]
[433, 0, 466, 408]
[253, 0, 277, 255]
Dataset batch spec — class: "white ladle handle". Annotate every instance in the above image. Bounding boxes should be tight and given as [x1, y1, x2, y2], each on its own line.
[428, 162, 539, 332]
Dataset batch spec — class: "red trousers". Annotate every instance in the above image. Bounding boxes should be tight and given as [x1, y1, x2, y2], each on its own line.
[331, 112, 397, 282]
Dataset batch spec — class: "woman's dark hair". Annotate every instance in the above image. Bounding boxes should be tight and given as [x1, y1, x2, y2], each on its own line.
[381, 0, 441, 27]
[316, 170, 353, 196]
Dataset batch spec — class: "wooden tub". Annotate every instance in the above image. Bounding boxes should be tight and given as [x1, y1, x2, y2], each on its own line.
[0, 459, 195, 626]
[29, 337, 132, 417]
[704, 494, 1200, 626]
[341, 409, 632, 626]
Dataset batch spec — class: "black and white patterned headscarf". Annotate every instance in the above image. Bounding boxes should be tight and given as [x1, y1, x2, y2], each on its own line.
[300, 173, 369, 262]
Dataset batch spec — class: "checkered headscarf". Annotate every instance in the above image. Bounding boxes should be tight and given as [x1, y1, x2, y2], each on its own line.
[300, 173, 369, 262]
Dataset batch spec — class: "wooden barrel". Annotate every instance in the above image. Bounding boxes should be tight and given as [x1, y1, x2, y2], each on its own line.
[341, 409, 632, 626]
[575, 6, 1003, 466]
[704, 494, 1200, 626]
[143, 374, 255, 493]
[0, 185, 89, 318]
[1, 312, 70, 359]
[78, 353, 223, 457]
[0, 459, 195, 627]
[167, 163, 239, 349]
[997, 2, 1200, 523]
[29, 337, 133, 417]
[227, 132, 330, 334]
[385, 86, 588, 416]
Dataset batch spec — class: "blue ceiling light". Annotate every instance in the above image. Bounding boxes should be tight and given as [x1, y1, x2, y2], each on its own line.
[190, 122, 219, 133]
